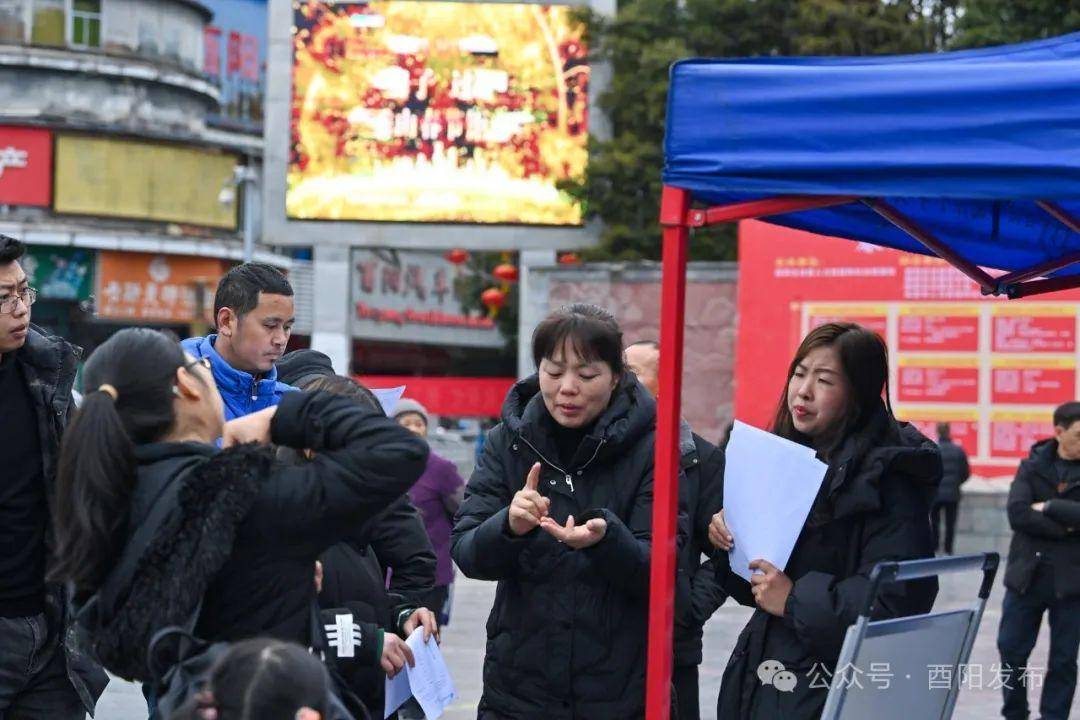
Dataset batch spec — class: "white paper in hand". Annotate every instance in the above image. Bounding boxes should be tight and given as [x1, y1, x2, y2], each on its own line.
[373, 386, 407, 416]
[723, 421, 828, 582]
[383, 628, 458, 719]
[384, 665, 412, 719]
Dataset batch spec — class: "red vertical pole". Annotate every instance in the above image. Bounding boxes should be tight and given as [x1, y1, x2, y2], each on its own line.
[645, 186, 690, 720]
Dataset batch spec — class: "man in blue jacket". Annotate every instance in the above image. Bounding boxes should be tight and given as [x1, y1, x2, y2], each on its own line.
[182, 262, 297, 420]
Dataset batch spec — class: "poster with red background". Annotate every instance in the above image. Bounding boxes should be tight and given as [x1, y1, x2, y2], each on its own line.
[0, 126, 51, 207]
[735, 220, 1080, 484]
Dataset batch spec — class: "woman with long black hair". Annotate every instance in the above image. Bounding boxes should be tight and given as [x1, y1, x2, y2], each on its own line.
[50, 328, 427, 712]
[709, 322, 940, 719]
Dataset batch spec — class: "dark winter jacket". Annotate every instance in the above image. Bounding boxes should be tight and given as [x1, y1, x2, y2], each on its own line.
[316, 495, 436, 711]
[18, 326, 109, 715]
[716, 403, 940, 720]
[452, 373, 676, 719]
[934, 439, 970, 504]
[320, 493, 437, 636]
[81, 391, 427, 682]
[273, 447, 438, 611]
[409, 451, 466, 587]
[1003, 438, 1080, 599]
[673, 421, 727, 667]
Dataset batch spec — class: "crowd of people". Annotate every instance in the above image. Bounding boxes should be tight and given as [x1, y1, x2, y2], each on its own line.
[1, 232, 1078, 720]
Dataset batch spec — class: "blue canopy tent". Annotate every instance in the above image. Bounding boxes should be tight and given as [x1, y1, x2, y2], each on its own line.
[644, 33, 1080, 718]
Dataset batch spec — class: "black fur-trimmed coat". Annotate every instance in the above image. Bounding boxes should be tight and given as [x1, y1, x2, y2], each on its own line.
[82, 391, 428, 682]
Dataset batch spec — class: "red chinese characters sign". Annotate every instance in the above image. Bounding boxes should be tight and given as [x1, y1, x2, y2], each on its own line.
[991, 358, 1075, 405]
[204, 27, 223, 77]
[992, 310, 1076, 353]
[904, 410, 979, 457]
[898, 307, 980, 352]
[350, 249, 501, 349]
[990, 413, 1056, 458]
[0, 126, 51, 207]
[736, 221, 1080, 483]
[96, 252, 227, 323]
[896, 358, 979, 404]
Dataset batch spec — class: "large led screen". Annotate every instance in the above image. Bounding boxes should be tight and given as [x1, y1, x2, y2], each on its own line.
[288, 1, 589, 225]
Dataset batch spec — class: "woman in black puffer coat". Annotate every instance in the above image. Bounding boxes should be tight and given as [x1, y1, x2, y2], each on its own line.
[50, 328, 427, 715]
[453, 304, 681, 719]
[709, 322, 940, 720]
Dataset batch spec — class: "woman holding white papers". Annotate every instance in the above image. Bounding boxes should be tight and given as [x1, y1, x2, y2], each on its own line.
[452, 304, 672, 719]
[709, 322, 940, 719]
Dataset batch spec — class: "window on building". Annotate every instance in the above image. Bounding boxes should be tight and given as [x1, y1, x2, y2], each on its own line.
[70, 0, 100, 48]
[0, 0, 26, 44]
[29, 0, 64, 46]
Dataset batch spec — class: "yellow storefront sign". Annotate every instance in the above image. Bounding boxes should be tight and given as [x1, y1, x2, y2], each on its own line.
[54, 135, 239, 230]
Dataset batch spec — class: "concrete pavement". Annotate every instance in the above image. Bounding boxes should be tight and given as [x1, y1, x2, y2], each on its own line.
[91, 571, 1077, 719]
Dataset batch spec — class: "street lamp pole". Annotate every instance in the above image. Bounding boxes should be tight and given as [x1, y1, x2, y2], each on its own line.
[233, 164, 259, 263]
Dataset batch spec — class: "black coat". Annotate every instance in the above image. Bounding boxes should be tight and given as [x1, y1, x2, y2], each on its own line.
[20, 325, 109, 713]
[1003, 438, 1080, 599]
[319, 496, 437, 712]
[84, 391, 428, 681]
[716, 404, 940, 720]
[934, 439, 970, 504]
[452, 373, 673, 719]
[673, 423, 727, 666]
[321, 496, 436, 618]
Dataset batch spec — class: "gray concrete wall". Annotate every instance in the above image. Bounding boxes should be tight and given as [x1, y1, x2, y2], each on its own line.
[954, 491, 1012, 560]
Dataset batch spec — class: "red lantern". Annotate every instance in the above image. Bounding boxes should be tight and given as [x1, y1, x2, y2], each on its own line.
[558, 252, 580, 265]
[492, 262, 519, 283]
[445, 249, 469, 265]
[481, 287, 507, 314]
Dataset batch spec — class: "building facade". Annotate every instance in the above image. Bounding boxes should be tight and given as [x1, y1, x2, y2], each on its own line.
[0, 0, 278, 351]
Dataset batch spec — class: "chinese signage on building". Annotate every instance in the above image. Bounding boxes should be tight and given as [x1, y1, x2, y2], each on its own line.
[351, 249, 501, 348]
[54, 135, 239, 229]
[0, 126, 51, 207]
[736, 220, 1080, 484]
[95, 252, 227, 323]
[22, 246, 94, 301]
[203, 0, 266, 129]
[288, 1, 588, 225]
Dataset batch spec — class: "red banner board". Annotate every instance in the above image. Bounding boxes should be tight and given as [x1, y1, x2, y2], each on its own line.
[357, 375, 515, 418]
[907, 417, 979, 457]
[898, 314, 980, 352]
[736, 220, 1080, 483]
[990, 415, 1056, 458]
[897, 363, 979, 403]
[0, 126, 51, 207]
[992, 314, 1075, 353]
[991, 363, 1075, 405]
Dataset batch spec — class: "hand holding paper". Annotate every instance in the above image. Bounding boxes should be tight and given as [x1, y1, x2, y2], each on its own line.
[722, 421, 828, 583]
[384, 628, 458, 719]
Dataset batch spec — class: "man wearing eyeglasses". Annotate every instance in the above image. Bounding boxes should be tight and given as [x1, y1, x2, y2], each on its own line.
[0, 235, 106, 718]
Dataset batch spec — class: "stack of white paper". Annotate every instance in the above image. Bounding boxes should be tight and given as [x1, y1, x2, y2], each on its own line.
[723, 421, 829, 582]
[384, 628, 458, 719]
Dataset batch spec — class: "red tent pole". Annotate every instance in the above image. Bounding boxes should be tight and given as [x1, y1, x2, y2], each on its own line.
[863, 199, 999, 292]
[1036, 201, 1080, 235]
[1005, 274, 1080, 299]
[646, 186, 691, 720]
[693, 194, 857, 226]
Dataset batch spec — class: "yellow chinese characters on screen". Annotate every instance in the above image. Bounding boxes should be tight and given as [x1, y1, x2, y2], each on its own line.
[288, 0, 589, 225]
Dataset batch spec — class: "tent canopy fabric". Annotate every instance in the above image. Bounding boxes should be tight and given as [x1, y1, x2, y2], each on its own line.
[662, 33, 1080, 280]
